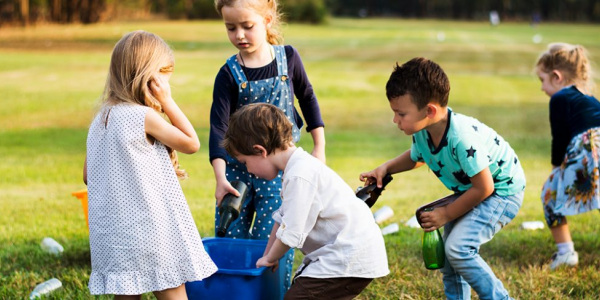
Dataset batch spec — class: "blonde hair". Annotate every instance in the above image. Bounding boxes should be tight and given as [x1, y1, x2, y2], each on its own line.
[102, 30, 187, 179]
[214, 0, 284, 45]
[223, 103, 293, 156]
[536, 42, 595, 95]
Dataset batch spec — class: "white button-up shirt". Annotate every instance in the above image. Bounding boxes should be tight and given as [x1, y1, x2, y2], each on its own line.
[273, 148, 389, 279]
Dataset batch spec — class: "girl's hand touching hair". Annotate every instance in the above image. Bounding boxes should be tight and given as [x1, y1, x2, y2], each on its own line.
[148, 74, 173, 106]
[144, 72, 200, 155]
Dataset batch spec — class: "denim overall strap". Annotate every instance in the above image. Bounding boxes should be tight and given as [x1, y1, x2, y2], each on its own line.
[226, 54, 248, 92]
[226, 46, 300, 142]
[274, 44, 288, 77]
[271, 45, 300, 142]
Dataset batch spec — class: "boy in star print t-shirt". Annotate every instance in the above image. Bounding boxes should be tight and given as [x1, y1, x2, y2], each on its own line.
[360, 57, 525, 300]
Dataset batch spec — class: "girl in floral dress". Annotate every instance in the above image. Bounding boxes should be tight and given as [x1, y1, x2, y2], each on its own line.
[537, 42, 600, 270]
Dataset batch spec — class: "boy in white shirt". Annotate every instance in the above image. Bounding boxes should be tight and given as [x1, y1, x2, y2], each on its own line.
[222, 103, 389, 299]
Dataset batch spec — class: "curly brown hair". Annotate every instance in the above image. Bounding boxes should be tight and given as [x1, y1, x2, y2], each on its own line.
[223, 103, 293, 156]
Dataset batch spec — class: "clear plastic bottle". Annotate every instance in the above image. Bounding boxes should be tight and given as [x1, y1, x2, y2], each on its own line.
[381, 223, 399, 235]
[29, 278, 62, 299]
[40, 237, 64, 255]
[373, 205, 394, 224]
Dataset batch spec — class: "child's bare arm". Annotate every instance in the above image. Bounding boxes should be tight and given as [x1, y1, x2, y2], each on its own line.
[145, 75, 200, 154]
[146, 108, 199, 154]
[83, 156, 88, 185]
[359, 149, 424, 187]
[309, 127, 325, 163]
[211, 158, 239, 205]
[383, 149, 424, 174]
[263, 224, 279, 256]
[420, 167, 494, 231]
[257, 223, 290, 271]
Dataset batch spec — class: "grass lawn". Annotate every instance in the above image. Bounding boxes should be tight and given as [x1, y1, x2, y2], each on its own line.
[1, 18, 600, 299]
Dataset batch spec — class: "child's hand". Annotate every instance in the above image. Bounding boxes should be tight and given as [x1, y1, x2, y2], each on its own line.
[215, 179, 241, 206]
[419, 207, 450, 232]
[359, 166, 388, 188]
[148, 74, 173, 105]
[256, 255, 279, 272]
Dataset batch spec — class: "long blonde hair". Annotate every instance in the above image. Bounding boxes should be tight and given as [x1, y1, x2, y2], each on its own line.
[101, 30, 187, 179]
[536, 42, 595, 95]
[214, 0, 284, 45]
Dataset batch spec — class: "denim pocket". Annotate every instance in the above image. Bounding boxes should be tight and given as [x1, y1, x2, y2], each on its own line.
[491, 197, 520, 234]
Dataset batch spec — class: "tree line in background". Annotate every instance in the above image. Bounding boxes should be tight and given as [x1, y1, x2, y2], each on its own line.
[1, 0, 599, 26]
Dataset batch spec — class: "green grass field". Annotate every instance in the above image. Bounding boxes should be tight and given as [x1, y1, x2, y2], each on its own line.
[1, 18, 600, 299]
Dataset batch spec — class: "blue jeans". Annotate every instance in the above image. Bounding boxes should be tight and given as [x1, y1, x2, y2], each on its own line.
[441, 192, 523, 300]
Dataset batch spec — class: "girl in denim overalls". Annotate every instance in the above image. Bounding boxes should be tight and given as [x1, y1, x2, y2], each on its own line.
[210, 0, 326, 291]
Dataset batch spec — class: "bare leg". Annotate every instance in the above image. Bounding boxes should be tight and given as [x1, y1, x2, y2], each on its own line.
[115, 295, 141, 300]
[548, 217, 578, 269]
[550, 218, 572, 244]
[153, 284, 188, 300]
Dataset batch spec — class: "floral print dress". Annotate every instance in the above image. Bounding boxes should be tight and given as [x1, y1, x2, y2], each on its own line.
[541, 127, 600, 226]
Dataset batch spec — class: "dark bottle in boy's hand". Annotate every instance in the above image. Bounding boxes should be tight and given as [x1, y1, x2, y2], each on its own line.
[216, 181, 249, 237]
[356, 174, 393, 207]
[421, 208, 445, 270]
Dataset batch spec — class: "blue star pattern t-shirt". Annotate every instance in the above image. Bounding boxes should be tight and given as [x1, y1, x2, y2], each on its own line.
[410, 108, 526, 196]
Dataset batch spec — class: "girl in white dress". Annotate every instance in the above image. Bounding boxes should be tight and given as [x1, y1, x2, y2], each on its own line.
[83, 30, 217, 299]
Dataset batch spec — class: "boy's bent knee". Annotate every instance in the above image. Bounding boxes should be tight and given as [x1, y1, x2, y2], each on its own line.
[445, 240, 478, 264]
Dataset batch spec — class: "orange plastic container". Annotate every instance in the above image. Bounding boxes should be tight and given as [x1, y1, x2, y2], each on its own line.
[71, 189, 89, 229]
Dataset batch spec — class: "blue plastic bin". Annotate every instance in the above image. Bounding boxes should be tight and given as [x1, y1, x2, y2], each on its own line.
[186, 237, 292, 300]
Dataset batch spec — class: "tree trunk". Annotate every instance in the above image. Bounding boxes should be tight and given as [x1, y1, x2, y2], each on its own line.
[79, 0, 104, 23]
[51, 0, 61, 22]
[20, 0, 29, 25]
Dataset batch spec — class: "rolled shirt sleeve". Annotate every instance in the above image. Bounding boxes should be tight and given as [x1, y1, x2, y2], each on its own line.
[275, 176, 321, 249]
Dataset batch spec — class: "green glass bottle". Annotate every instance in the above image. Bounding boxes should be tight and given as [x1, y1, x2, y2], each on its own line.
[422, 228, 445, 270]
[216, 181, 248, 237]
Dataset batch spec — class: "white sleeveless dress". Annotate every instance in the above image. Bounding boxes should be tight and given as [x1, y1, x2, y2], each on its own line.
[86, 103, 217, 295]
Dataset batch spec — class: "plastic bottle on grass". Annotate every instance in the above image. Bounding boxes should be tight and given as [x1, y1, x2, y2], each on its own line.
[373, 206, 394, 224]
[381, 223, 399, 235]
[29, 278, 62, 299]
[40, 237, 63, 255]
